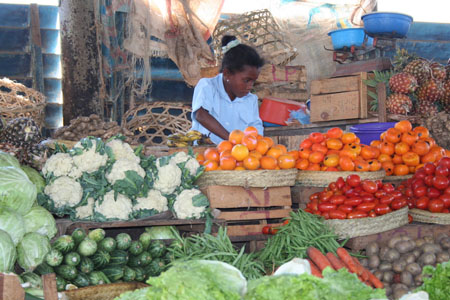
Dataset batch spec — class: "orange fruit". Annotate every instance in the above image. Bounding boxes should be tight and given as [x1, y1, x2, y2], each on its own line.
[392, 154, 404, 165]
[203, 159, 219, 171]
[306, 163, 321, 171]
[299, 148, 312, 159]
[345, 143, 362, 156]
[255, 139, 270, 155]
[339, 156, 355, 171]
[323, 154, 339, 167]
[287, 150, 299, 160]
[422, 137, 436, 148]
[412, 140, 430, 156]
[355, 159, 370, 172]
[395, 120, 413, 133]
[402, 152, 420, 166]
[377, 153, 392, 163]
[370, 140, 382, 148]
[394, 142, 410, 155]
[393, 164, 409, 176]
[360, 145, 377, 160]
[381, 161, 395, 176]
[326, 127, 344, 139]
[309, 132, 325, 143]
[340, 148, 358, 160]
[266, 147, 283, 159]
[229, 129, 244, 144]
[220, 149, 232, 158]
[219, 155, 237, 170]
[231, 144, 249, 161]
[277, 154, 296, 169]
[385, 128, 402, 144]
[368, 159, 382, 171]
[401, 131, 419, 146]
[244, 126, 259, 137]
[262, 137, 274, 148]
[341, 132, 357, 144]
[413, 126, 429, 139]
[300, 138, 313, 149]
[204, 148, 220, 162]
[243, 156, 260, 170]
[379, 141, 395, 156]
[260, 156, 277, 170]
[234, 166, 245, 171]
[295, 158, 309, 170]
[274, 144, 288, 154]
[217, 140, 233, 153]
[308, 151, 325, 164]
[326, 138, 343, 150]
[242, 135, 258, 151]
[196, 153, 205, 162]
[249, 150, 263, 160]
[311, 143, 328, 154]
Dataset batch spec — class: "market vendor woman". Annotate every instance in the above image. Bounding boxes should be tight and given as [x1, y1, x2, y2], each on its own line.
[191, 35, 265, 145]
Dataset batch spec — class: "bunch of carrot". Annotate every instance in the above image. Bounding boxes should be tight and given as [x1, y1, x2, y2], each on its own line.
[306, 246, 384, 289]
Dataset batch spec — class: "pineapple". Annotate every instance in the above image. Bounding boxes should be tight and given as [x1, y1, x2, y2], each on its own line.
[416, 79, 445, 103]
[389, 72, 418, 94]
[417, 101, 439, 116]
[403, 59, 431, 84]
[0, 116, 4, 134]
[1, 117, 42, 147]
[430, 62, 447, 80]
[386, 93, 413, 115]
[0, 141, 49, 169]
[441, 80, 450, 113]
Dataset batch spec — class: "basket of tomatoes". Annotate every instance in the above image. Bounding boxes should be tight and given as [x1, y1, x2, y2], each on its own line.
[399, 157, 450, 225]
[304, 174, 409, 238]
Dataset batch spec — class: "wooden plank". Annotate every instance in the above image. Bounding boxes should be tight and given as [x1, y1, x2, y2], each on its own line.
[256, 64, 307, 84]
[333, 58, 392, 77]
[310, 91, 360, 122]
[311, 75, 359, 95]
[30, 4, 44, 93]
[227, 223, 283, 237]
[42, 273, 58, 300]
[218, 208, 291, 221]
[277, 135, 307, 151]
[359, 72, 368, 118]
[0, 273, 25, 300]
[291, 186, 323, 207]
[255, 88, 309, 102]
[203, 186, 292, 208]
[377, 82, 387, 122]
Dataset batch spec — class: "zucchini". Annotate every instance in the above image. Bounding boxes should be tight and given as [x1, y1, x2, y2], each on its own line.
[89, 271, 110, 285]
[109, 249, 129, 266]
[92, 250, 110, 269]
[78, 257, 94, 274]
[133, 267, 146, 282]
[45, 249, 63, 267]
[148, 240, 166, 258]
[139, 232, 152, 250]
[55, 264, 78, 281]
[98, 237, 116, 253]
[115, 233, 132, 250]
[144, 258, 165, 277]
[77, 237, 97, 256]
[101, 265, 124, 282]
[73, 273, 90, 288]
[64, 252, 81, 266]
[52, 235, 75, 254]
[88, 228, 105, 242]
[129, 240, 144, 256]
[127, 255, 142, 268]
[71, 228, 87, 245]
[55, 276, 66, 292]
[123, 266, 136, 282]
[34, 262, 54, 276]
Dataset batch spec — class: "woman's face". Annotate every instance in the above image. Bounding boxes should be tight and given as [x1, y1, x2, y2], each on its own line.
[224, 65, 260, 100]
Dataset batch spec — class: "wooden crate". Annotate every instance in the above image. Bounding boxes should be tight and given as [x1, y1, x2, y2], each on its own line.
[201, 185, 292, 237]
[310, 72, 369, 122]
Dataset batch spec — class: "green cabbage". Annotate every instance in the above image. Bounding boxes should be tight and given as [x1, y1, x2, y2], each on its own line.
[0, 206, 26, 245]
[145, 226, 178, 240]
[17, 232, 51, 272]
[23, 206, 57, 239]
[0, 151, 20, 168]
[21, 165, 45, 193]
[0, 229, 16, 272]
[0, 165, 37, 215]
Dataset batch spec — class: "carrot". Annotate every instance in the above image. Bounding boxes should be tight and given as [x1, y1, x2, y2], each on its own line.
[326, 252, 346, 270]
[352, 257, 369, 281]
[336, 247, 361, 275]
[367, 270, 384, 289]
[307, 247, 333, 271]
[307, 259, 323, 278]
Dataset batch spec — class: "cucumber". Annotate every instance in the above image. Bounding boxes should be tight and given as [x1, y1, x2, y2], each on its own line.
[55, 264, 78, 281]
[78, 257, 94, 274]
[89, 271, 110, 285]
[71, 228, 87, 245]
[115, 233, 132, 250]
[55, 276, 66, 292]
[77, 238, 97, 256]
[88, 228, 105, 242]
[52, 235, 75, 254]
[148, 240, 165, 258]
[144, 258, 165, 277]
[129, 240, 144, 256]
[127, 255, 142, 268]
[73, 273, 90, 288]
[123, 266, 136, 282]
[109, 250, 129, 266]
[98, 237, 116, 253]
[64, 252, 81, 266]
[139, 232, 152, 250]
[34, 262, 54, 276]
[101, 265, 124, 282]
[45, 249, 63, 267]
[133, 267, 146, 282]
[92, 250, 110, 269]
[138, 251, 152, 267]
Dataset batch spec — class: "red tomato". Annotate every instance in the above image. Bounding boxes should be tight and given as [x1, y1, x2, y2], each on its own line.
[407, 197, 415, 209]
[344, 197, 363, 207]
[346, 174, 361, 187]
[443, 208, 450, 213]
[362, 180, 378, 194]
[341, 185, 352, 193]
[415, 196, 430, 210]
[336, 177, 346, 189]
[307, 201, 318, 211]
[282, 219, 290, 226]
[438, 157, 450, 168]
[411, 178, 425, 190]
[309, 192, 320, 201]
[391, 198, 407, 210]
[379, 195, 395, 205]
[318, 203, 337, 212]
[374, 204, 392, 215]
[424, 175, 434, 187]
[329, 210, 347, 219]
[271, 228, 279, 234]
[304, 208, 314, 214]
[435, 166, 449, 177]
[329, 195, 346, 205]
[320, 190, 334, 202]
[445, 186, 450, 195]
[321, 211, 330, 219]
[391, 190, 403, 199]
[338, 204, 353, 213]
[382, 183, 395, 193]
[405, 188, 414, 197]
[368, 210, 377, 217]
[428, 199, 444, 213]
[328, 182, 338, 192]
[427, 187, 442, 199]
[262, 226, 271, 234]
[432, 176, 449, 190]
[408, 214, 413, 223]
[347, 210, 368, 219]
[356, 202, 376, 212]
[423, 162, 436, 175]
[374, 190, 387, 199]
[361, 194, 375, 202]
[414, 168, 426, 179]
[439, 193, 450, 209]
[376, 180, 384, 189]
[414, 186, 428, 198]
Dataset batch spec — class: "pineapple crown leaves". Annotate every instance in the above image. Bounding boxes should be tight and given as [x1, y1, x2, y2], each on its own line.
[363, 70, 396, 111]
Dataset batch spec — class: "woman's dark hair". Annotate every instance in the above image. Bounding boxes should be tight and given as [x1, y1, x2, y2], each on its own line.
[220, 35, 264, 73]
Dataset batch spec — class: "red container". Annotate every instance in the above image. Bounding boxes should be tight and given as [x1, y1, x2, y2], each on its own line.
[259, 97, 305, 125]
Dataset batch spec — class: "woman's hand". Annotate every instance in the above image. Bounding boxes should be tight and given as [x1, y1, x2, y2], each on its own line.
[195, 108, 229, 141]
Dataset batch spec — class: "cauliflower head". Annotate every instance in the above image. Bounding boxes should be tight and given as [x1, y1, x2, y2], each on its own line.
[74, 197, 94, 220]
[184, 157, 201, 176]
[44, 176, 83, 208]
[170, 151, 189, 164]
[72, 142, 108, 173]
[173, 188, 209, 219]
[106, 158, 146, 184]
[134, 189, 168, 213]
[106, 139, 140, 164]
[153, 162, 182, 194]
[42, 153, 81, 178]
[94, 190, 133, 220]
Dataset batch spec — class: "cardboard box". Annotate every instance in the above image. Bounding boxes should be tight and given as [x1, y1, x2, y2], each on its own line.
[310, 72, 368, 122]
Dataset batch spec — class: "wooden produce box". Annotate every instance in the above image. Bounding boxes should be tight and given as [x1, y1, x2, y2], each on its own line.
[310, 72, 369, 122]
[202, 185, 292, 237]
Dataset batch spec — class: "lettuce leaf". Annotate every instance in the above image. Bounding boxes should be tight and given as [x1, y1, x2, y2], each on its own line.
[415, 261, 450, 299]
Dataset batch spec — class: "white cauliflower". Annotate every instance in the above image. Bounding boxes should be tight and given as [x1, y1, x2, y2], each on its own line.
[95, 191, 133, 220]
[44, 176, 83, 208]
[72, 143, 108, 173]
[170, 151, 189, 164]
[153, 162, 182, 194]
[133, 189, 168, 213]
[106, 139, 140, 164]
[106, 158, 146, 184]
[184, 157, 201, 176]
[42, 153, 80, 178]
[173, 188, 208, 219]
[74, 197, 94, 220]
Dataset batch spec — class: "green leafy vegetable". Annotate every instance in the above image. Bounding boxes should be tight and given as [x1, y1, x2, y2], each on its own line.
[17, 232, 51, 272]
[415, 261, 450, 299]
[0, 229, 16, 272]
[0, 165, 37, 215]
[0, 205, 26, 245]
[23, 206, 57, 239]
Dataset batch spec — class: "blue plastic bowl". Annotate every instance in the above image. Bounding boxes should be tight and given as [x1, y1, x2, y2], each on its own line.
[349, 122, 396, 145]
[362, 12, 413, 38]
[328, 28, 366, 50]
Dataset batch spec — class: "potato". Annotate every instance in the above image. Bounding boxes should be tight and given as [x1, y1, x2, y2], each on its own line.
[383, 249, 401, 262]
[436, 252, 450, 264]
[368, 255, 380, 269]
[395, 240, 415, 254]
[360, 258, 369, 268]
[404, 253, 417, 264]
[412, 249, 422, 258]
[418, 252, 436, 266]
[421, 243, 442, 254]
[405, 262, 422, 276]
[383, 271, 394, 283]
[414, 274, 424, 286]
[393, 287, 408, 300]
[366, 242, 380, 256]
[379, 246, 390, 258]
[440, 237, 450, 249]
[415, 238, 426, 248]
[374, 270, 384, 280]
[423, 235, 435, 243]
[379, 262, 393, 271]
[400, 271, 414, 287]
[384, 285, 392, 297]
[436, 233, 448, 244]
[388, 236, 406, 248]
[393, 260, 406, 273]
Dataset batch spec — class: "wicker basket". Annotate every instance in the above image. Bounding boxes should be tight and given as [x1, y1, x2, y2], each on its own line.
[383, 174, 413, 183]
[195, 169, 298, 188]
[61, 282, 148, 300]
[409, 208, 450, 225]
[121, 102, 192, 146]
[325, 206, 409, 239]
[0, 77, 46, 127]
[296, 170, 386, 187]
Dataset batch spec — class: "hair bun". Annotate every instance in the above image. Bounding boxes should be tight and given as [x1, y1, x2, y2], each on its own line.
[221, 35, 237, 47]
